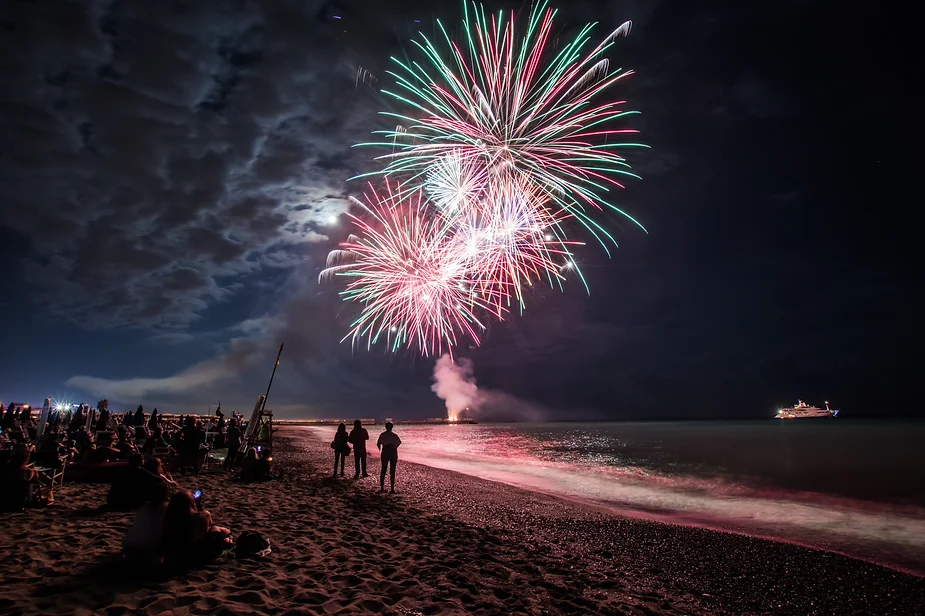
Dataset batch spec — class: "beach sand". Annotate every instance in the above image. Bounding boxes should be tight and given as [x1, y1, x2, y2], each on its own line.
[1, 427, 922, 615]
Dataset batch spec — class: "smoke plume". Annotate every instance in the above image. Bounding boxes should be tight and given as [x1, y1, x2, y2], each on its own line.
[431, 355, 480, 420]
[431, 354, 545, 421]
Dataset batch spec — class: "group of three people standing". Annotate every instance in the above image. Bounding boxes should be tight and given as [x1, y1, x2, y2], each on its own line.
[332, 420, 401, 493]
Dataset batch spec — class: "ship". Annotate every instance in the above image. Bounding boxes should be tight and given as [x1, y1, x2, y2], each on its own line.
[775, 400, 839, 419]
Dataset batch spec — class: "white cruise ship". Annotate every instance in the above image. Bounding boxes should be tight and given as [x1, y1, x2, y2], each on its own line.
[775, 400, 839, 419]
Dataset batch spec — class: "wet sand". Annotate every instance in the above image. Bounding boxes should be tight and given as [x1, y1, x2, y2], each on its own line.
[0, 427, 922, 615]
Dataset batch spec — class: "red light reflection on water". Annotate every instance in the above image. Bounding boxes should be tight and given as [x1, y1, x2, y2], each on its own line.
[304, 425, 925, 575]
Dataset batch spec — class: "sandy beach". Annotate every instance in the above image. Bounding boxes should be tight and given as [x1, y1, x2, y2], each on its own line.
[1, 426, 922, 615]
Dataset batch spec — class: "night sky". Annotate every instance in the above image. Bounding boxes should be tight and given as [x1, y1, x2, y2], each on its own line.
[0, 0, 917, 419]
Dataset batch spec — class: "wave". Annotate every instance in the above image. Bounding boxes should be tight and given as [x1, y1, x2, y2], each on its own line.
[300, 425, 925, 574]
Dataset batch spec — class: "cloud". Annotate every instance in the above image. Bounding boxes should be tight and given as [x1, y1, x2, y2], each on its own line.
[65, 266, 439, 415]
[67, 336, 264, 400]
[0, 0, 411, 337]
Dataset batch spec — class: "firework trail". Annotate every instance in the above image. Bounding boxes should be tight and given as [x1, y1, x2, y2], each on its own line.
[356, 0, 647, 250]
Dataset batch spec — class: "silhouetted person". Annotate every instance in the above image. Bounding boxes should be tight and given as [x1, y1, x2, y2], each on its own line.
[240, 448, 259, 481]
[377, 422, 401, 493]
[144, 457, 176, 491]
[224, 421, 242, 470]
[332, 423, 349, 477]
[162, 491, 232, 567]
[148, 408, 158, 430]
[348, 420, 369, 479]
[133, 405, 145, 427]
[124, 479, 170, 565]
[179, 417, 205, 475]
[1, 450, 40, 510]
[108, 454, 163, 511]
[115, 425, 138, 459]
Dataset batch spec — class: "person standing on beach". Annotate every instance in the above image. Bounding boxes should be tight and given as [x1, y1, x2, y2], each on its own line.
[224, 420, 242, 470]
[332, 423, 349, 477]
[376, 422, 401, 493]
[348, 420, 369, 479]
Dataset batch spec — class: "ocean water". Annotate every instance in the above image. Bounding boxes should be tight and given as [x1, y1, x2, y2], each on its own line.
[305, 420, 925, 573]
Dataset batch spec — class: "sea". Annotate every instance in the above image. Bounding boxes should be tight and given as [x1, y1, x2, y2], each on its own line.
[307, 419, 925, 574]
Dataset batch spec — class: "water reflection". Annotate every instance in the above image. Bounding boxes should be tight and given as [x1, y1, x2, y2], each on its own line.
[305, 422, 925, 573]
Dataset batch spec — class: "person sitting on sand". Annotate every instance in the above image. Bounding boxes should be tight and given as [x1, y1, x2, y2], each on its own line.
[241, 447, 272, 483]
[144, 457, 177, 492]
[123, 480, 170, 565]
[241, 448, 280, 482]
[115, 426, 138, 459]
[0, 449, 41, 510]
[141, 426, 165, 457]
[34, 431, 67, 468]
[107, 454, 164, 511]
[240, 448, 259, 481]
[332, 423, 349, 477]
[377, 422, 401, 493]
[162, 491, 232, 566]
[87, 441, 121, 464]
[348, 419, 369, 479]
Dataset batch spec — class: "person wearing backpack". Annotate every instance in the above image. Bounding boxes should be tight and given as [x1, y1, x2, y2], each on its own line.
[331, 423, 350, 477]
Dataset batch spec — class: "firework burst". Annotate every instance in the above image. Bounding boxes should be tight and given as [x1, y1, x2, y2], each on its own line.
[356, 0, 648, 249]
[452, 173, 577, 314]
[320, 182, 488, 356]
[323, 1, 647, 355]
[424, 150, 488, 215]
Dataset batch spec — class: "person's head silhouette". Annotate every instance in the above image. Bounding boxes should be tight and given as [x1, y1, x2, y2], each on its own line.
[337, 423, 346, 433]
[354, 419, 362, 430]
[385, 422, 394, 432]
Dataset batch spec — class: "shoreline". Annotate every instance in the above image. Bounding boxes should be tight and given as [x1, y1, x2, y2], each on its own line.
[0, 427, 921, 615]
[287, 427, 923, 614]
[300, 425, 925, 578]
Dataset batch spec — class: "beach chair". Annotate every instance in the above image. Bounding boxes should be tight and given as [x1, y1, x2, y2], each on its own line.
[32, 460, 66, 488]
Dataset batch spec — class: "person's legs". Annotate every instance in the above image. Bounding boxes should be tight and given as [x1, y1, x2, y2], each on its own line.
[380, 457, 387, 491]
[354, 451, 361, 478]
[361, 453, 368, 477]
[339, 452, 345, 475]
[333, 452, 340, 476]
[389, 458, 397, 492]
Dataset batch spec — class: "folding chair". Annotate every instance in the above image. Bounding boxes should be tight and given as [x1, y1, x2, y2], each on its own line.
[32, 460, 66, 488]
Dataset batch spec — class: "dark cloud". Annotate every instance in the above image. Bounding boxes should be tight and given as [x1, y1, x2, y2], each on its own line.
[0, 0, 402, 334]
